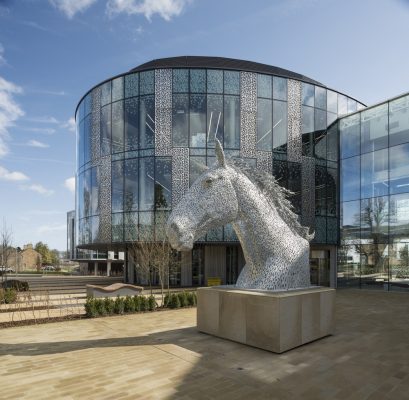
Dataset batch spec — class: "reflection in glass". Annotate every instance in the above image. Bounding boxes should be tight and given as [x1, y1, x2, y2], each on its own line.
[302, 83, 314, 106]
[347, 98, 357, 113]
[360, 196, 389, 241]
[124, 212, 138, 241]
[257, 74, 272, 98]
[139, 95, 155, 149]
[207, 95, 223, 147]
[340, 114, 360, 159]
[190, 94, 206, 147]
[315, 166, 326, 216]
[257, 98, 272, 150]
[101, 81, 111, 106]
[341, 200, 360, 240]
[361, 104, 388, 153]
[140, 70, 154, 95]
[390, 193, 409, 239]
[124, 159, 138, 211]
[139, 157, 154, 211]
[155, 158, 172, 210]
[327, 168, 337, 216]
[338, 94, 348, 115]
[389, 95, 409, 147]
[112, 100, 124, 153]
[101, 105, 111, 156]
[341, 156, 360, 202]
[224, 95, 240, 149]
[327, 90, 338, 114]
[390, 142, 409, 194]
[84, 115, 91, 164]
[125, 97, 139, 151]
[273, 77, 287, 101]
[112, 213, 123, 242]
[112, 77, 124, 102]
[361, 149, 388, 199]
[315, 86, 326, 110]
[360, 244, 388, 289]
[139, 211, 154, 241]
[112, 161, 124, 212]
[83, 168, 91, 218]
[172, 94, 188, 146]
[288, 162, 301, 214]
[207, 70, 223, 93]
[125, 73, 138, 98]
[91, 167, 99, 215]
[302, 105, 314, 156]
[273, 100, 287, 152]
[91, 216, 100, 243]
[189, 156, 206, 186]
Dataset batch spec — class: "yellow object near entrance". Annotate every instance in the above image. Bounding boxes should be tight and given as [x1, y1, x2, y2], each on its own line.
[207, 277, 221, 286]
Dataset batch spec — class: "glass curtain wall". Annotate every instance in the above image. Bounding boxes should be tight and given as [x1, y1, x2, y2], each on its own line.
[339, 94, 409, 291]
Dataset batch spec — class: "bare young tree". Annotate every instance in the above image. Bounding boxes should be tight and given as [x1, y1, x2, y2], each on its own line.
[1, 219, 13, 284]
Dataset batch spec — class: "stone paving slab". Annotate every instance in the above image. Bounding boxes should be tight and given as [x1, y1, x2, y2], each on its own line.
[0, 290, 409, 399]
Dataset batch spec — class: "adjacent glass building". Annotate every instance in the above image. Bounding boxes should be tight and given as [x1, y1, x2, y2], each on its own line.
[74, 56, 369, 287]
[339, 93, 409, 290]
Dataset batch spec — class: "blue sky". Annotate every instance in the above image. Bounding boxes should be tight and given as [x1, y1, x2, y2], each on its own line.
[0, 0, 409, 251]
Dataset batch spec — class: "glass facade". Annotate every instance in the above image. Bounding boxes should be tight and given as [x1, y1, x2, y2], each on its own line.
[339, 94, 409, 291]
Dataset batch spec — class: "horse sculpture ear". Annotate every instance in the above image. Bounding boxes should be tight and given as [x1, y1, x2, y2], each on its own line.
[215, 138, 226, 168]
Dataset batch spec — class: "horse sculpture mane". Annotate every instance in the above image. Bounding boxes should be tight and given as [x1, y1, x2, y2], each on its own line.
[227, 158, 314, 242]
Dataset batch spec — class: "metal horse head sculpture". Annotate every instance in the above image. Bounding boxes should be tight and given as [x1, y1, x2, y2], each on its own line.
[166, 140, 313, 290]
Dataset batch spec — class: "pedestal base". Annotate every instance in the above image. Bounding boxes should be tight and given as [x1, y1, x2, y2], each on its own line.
[197, 286, 335, 353]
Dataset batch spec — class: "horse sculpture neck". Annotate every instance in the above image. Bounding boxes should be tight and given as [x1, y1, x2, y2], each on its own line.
[228, 167, 311, 290]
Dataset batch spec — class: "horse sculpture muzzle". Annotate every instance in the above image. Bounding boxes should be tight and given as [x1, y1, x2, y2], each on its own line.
[166, 219, 195, 251]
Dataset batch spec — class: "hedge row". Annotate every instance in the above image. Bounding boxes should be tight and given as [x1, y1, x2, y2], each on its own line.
[85, 295, 156, 318]
[163, 291, 197, 309]
[0, 288, 18, 304]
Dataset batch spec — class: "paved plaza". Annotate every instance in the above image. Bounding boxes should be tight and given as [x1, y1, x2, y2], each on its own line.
[0, 289, 409, 400]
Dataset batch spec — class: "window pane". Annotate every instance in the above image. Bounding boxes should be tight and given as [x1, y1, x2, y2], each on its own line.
[125, 97, 139, 151]
[302, 106, 314, 156]
[125, 73, 138, 98]
[124, 212, 138, 241]
[100, 104, 111, 156]
[273, 100, 287, 152]
[257, 98, 272, 150]
[390, 95, 409, 147]
[360, 197, 389, 241]
[91, 216, 100, 243]
[288, 162, 301, 214]
[140, 70, 154, 95]
[84, 114, 91, 164]
[112, 77, 124, 102]
[190, 69, 206, 93]
[347, 98, 357, 113]
[207, 70, 223, 93]
[341, 200, 360, 241]
[139, 211, 154, 241]
[315, 108, 326, 131]
[172, 94, 189, 146]
[341, 156, 360, 202]
[190, 156, 206, 186]
[327, 123, 338, 162]
[340, 114, 360, 159]
[327, 90, 338, 114]
[155, 158, 172, 210]
[361, 149, 388, 198]
[257, 74, 272, 98]
[390, 193, 409, 240]
[302, 83, 314, 106]
[112, 100, 124, 153]
[91, 167, 99, 215]
[112, 213, 123, 242]
[139, 95, 155, 148]
[390, 142, 409, 194]
[315, 166, 326, 216]
[273, 77, 287, 101]
[315, 87, 326, 110]
[78, 172, 84, 219]
[224, 95, 240, 149]
[224, 71, 239, 95]
[361, 104, 388, 153]
[190, 94, 206, 147]
[207, 94, 223, 147]
[338, 94, 348, 115]
[139, 157, 154, 210]
[84, 168, 91, 217]
[173, 69, 189, 93]
[101, 81, 111, 106]
[124, 158, 138, 211]
[327, 168, 337, 216]
[112, 161, 124, 212]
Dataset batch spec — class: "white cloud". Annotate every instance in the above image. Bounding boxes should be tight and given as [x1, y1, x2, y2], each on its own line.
[64, 176, 75, 193]
[107, 0, 191, 21]
[0, 75, 24, 157]
[21, 184, 54, 196]
[27, 139, 50, 148]
[38, 224, 66, 234]
[49, 0, 98, 18]
[61, 117, 76, 132]
[0, 165, 29, 181]
[21, 127, 56, 135]
[26, 116, 59, 124]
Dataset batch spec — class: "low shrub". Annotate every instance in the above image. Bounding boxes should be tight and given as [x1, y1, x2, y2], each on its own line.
[104, 298, 115, 315]
[186, 292, 195, 306]
[2, 280, 29, 292]
[114, 296, 125, 314]
[133, 295, 141, 312]
[139, 296, 148, 312]
[163, 293, 170, 308]
[85, 296, 98, 318]
[0, 288, 18, 304]
[148, 295, 156, 311]
[178, 291, 188, 307]
[168, 293, 181, 309]
[95, 299, 107, 316]
[124, 296, 136, 313]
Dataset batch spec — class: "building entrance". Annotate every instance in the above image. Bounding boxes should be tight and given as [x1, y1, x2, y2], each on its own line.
[310, 249, 331, 287]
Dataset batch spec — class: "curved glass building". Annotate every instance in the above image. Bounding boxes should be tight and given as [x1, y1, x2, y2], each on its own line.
[75, 56, 365, 286]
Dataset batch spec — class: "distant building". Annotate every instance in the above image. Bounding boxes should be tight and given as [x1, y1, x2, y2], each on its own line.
[8, 244, 42, 271]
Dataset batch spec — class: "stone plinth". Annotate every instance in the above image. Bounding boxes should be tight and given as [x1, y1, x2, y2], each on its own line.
[197, 286, 335, 353]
